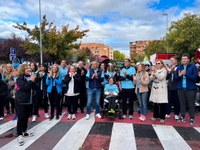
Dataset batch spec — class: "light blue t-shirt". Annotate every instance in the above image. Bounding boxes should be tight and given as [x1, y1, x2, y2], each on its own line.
[120, 66, 136, 89]
[182, 65, 187, 88]
[59, 66, 68, 87]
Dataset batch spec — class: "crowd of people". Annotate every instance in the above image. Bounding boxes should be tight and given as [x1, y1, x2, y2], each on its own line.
[0, 53, 200, 146]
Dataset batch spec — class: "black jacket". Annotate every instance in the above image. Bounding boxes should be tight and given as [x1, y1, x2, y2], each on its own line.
[0, 79, 9, 99]
[64, 73, 81, 94]
[77, 67, 87, 89]
[35, 71, 48, 94]
[15, 75, 36, 104]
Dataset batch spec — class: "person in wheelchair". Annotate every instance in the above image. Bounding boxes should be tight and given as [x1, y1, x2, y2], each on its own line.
[104, 77, 119, 114]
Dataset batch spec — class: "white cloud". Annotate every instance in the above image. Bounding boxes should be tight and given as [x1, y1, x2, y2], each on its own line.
[0, 0, 199, 57]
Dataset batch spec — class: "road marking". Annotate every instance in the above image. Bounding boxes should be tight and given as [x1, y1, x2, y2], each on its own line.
[153, 125, 192, 150]
[109, 123, 137, 150]
[1, 114, 65, 150]
[194, 127, 200, 134]
[0, 120, 17, 135]
[53, 113, 95, 150]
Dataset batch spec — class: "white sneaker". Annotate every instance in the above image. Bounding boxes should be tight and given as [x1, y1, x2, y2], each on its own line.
[67, 114, 72, 120]
[96, 113, 102, 119]
[72, 114, 76, 120]
[0, 117, 3, 120]
[85, 114, 90, 120]
[44, 113, 49, 119]
[122, 115, 126, 119]
[165, 114, 170, 118]
[18, 135, 24, 146]
[32, 115, 37, 122]
[129, 115, 133, 119]
[174, 115, 179, 120]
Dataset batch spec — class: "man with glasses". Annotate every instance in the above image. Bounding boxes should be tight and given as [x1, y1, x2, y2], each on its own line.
[175, 53, 198, 126]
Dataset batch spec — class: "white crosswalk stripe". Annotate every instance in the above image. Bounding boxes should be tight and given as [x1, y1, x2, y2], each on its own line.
[1, 117, 200, 149]
[153, 124, 192, 150]
[109, 122, 137, 150]
[0, 120, 17, 135]
[194, 127, 200, 134]
[53, 113, 95, 150]
[1, 113, 65, 150]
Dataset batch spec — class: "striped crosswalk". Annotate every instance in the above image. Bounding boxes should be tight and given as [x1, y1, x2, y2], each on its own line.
[0, 120, 17, 135]
[0, 114, 200, 150]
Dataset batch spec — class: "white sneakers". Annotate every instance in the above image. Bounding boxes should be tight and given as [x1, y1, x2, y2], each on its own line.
[166, 114, 179, 120]
[32, 115, 37, 122]
[85, 114, 90, 120]
[0, 117, 3, 121]
[67, 114, 72, 120]
[72, 114, 76, 120]
[96, 113, 102, 119]
[86, 113, 102, 120]
[18, 135, 24, 146]
[44, 113, 50, 119]
[67, 114, 76, 120]
[32, 113, 49, 122]
[174, 115, 179, 120]
[165, 114, 170, 118]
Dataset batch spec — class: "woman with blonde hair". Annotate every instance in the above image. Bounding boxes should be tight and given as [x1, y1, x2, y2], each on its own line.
[3, 64, 15, 114]
[15, 63, 36, 146]
[64, 65, 81, 120]
[134, 64, 150, 121]
[46, 64, 62, 120]
[149, 60, 168, 123]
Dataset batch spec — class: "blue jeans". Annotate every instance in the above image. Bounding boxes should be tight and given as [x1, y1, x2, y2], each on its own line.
[137, 91, 148, 116]
[86, 88, 101, 114]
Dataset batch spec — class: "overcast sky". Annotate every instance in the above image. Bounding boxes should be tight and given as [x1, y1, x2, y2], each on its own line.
[1, 0, 200, 56]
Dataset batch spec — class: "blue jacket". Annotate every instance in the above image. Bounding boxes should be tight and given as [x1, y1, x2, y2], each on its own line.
[119, 66, 136, 89]
[86, 69, 104, 89]
[175, 64, 198, 90]
[46, 75, 62, 93]
[104, 84, 119, 94]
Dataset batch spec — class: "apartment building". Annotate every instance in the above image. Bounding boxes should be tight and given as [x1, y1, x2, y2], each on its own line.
[80, 43, 113, 59]
[130, 40, 152, 57]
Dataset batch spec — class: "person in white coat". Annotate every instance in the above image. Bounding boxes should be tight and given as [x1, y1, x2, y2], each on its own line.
[149, 60, 168, 123]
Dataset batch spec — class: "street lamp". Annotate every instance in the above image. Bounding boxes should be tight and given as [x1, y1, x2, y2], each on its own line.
[39, 0, 43, 64]
[163, 13, 168, 35]
[163, 13, 168, 54]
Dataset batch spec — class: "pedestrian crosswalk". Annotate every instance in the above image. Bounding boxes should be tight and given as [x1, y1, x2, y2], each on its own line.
[53, 113, 95, 150]
[0, 114, 200, 150]
[109, 123, 136, 150]
[153, 125, 192, 150]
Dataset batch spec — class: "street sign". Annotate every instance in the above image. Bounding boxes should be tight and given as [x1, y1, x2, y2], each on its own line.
[10, 48, 16, 55]
[9, 54, 16, 61]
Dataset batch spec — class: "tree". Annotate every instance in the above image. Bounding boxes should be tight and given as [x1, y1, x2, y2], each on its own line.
[0, 34, 29, 63]
[13, 15, 89, 63]
[113, 50, 125, 62]
[131, 54, 145, 63]
[144, 40, 166, 58]
[166, 13, 200, 58]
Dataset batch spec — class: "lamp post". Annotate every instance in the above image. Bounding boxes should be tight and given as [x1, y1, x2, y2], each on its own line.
[39, 0, 43, 64]
[163, 13, 168, 54]
[163, 13, 168, 35]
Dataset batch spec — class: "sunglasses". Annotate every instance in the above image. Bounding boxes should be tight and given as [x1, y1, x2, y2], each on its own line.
[156, 62, 161, 65]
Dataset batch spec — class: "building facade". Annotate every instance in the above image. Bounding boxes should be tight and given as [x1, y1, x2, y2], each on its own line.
[130, 40, 152, 56]
[80, 43, 113, 59]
